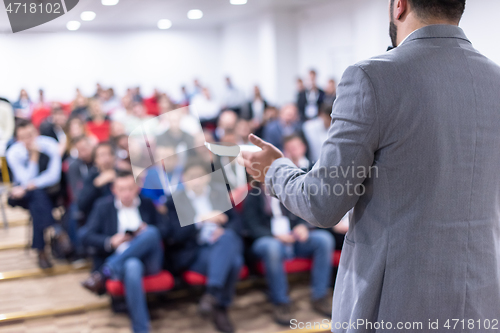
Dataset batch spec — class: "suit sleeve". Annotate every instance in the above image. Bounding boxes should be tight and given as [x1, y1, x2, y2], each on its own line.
[82, 203, 111, 253]
[265, 65, 380, 228]
[77, 173, 100, 216]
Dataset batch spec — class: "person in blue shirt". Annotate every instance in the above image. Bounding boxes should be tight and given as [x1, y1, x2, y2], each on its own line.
[6, 119, 63, 269]
[140, 145, 183, 213]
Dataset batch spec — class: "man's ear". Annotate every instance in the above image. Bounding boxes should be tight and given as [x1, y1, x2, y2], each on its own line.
[394, 0, 409, 21]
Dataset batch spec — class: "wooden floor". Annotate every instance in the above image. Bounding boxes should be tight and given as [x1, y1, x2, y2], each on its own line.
[0, 193, 332, 333]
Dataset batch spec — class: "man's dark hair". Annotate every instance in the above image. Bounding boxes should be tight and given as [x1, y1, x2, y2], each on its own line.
[183, 157, 212, 175]
[408, 0, 466, 21]
[283, 134, 305, 147]
[92, 141, 115, 162]
[14, 118, 33, 138]
[51, 106, 64, 115]
[319, 102, 333, 118]
[71, 135, 89, 147]
[115, 169, 134, 180]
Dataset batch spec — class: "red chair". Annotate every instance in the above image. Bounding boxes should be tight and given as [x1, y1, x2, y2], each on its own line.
[31, 107, 51, 128]
[106, 270, 175, 297]
[257, 250, 342, 275]
[182, 266, 249, 286]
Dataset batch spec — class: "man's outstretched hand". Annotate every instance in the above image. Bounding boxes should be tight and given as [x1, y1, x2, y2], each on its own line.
[241, 134, 284, 182]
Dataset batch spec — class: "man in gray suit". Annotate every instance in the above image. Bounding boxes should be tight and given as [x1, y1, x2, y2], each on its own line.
[242, 0, 500, 331]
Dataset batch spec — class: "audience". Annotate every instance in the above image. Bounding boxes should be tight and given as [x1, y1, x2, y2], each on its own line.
[81, 171, 166, 333]
[243, 182, 334, 325]
[2, 72, 341, 332]
[77, 142, 116, 220]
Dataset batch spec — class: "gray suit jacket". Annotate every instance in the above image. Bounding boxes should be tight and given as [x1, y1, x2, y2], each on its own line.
[266, 25, 500, 332]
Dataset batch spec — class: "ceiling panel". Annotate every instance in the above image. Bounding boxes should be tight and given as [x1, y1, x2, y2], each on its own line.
[0, 0, 330, 33]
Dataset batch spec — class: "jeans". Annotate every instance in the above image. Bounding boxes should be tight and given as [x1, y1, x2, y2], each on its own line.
[104, 225, 163, 333]
[189, 228, 243, 307]
[8, 189, 55, 250]
[252, 229, 334, 305]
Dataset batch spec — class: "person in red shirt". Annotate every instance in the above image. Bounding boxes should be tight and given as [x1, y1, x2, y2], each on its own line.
[86, 99, 110, 143]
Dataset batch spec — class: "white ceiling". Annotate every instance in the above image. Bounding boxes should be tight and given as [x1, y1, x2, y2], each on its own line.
[0, 0, 330, 33]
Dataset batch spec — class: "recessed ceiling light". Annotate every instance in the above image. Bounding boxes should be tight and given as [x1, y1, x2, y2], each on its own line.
[230, 0, 247, 4]
[157, 19, 172, 30]
[81, 11, 96, 21]
[187, 9, 203, 20]
[66, 21, 81, 31]
[102, 0, 119, 6]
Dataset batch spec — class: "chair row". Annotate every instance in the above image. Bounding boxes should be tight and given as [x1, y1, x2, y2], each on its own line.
[106, 250, 342, 298]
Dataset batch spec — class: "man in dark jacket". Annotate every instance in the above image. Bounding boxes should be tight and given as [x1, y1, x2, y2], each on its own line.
[296, 69, 325, 121]
[81, 170, 166, 333]
[164, 158, 243, 333]
[66, 136, 95, 250]
[243, 183, 334, 325]
[77, 142, 116, 220]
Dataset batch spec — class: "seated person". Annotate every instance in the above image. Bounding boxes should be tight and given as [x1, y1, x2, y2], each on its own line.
[165, 159, 243, 333]
[243, 182, 334, 325]
[39, 106, 69, 156]
[140, 145, 183, 213]
[6, 119, 68, 268]
[81, 171, 166, 333]
[77, 142, 116, 221]
[86, 99, 111, 143]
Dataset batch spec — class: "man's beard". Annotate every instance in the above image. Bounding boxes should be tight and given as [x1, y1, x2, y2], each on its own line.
[389, 0, 398, 48]
[389, 18, 398, 48]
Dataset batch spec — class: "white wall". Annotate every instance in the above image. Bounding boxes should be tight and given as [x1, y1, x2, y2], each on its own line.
[296, 0, 500, 89]
[0, 29, 223, 103]
[2, 0, 500, 105]
[460, 0, 500, 66]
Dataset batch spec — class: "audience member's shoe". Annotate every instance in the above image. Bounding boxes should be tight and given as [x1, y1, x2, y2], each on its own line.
[311, 295, 332, 317]
[81, 271, 107, 295]
[273, 303, 292, 326]
[37, 251, 53, 270]
[198, 293, 218, 318]
[51, 231, 74, 260]
[212, 307, 235, 333]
